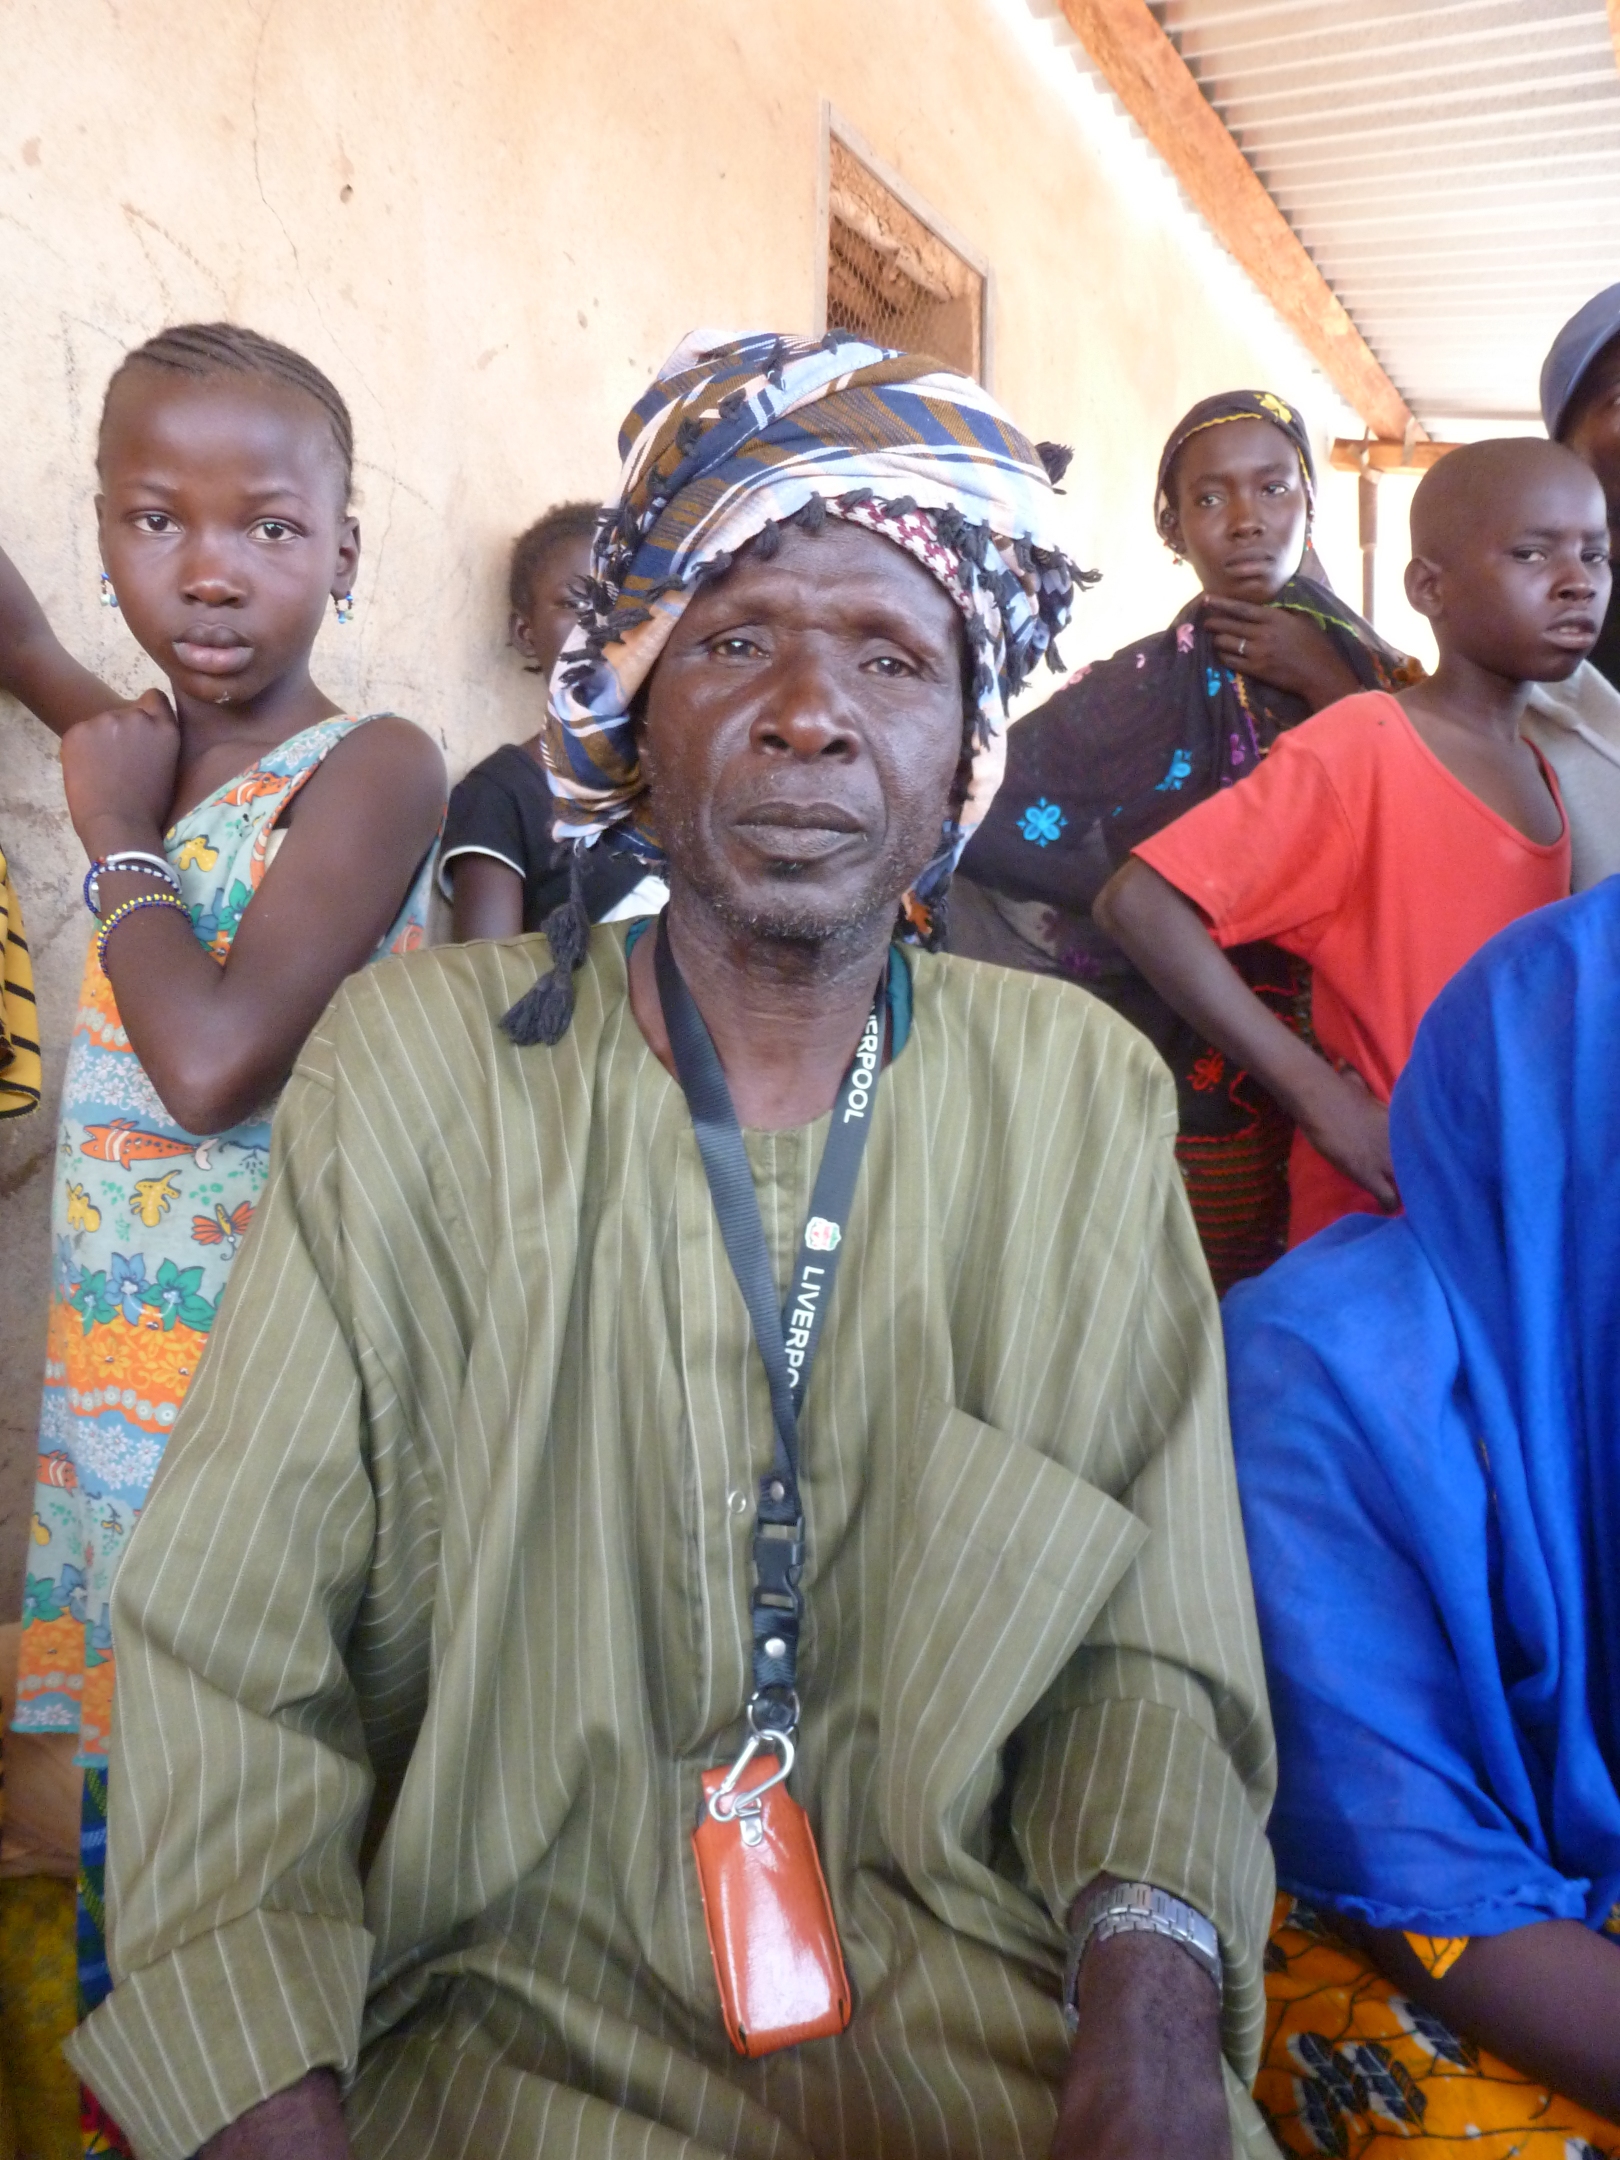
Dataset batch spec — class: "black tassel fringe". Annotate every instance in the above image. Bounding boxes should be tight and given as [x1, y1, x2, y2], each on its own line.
[501, 846, 592, 1046]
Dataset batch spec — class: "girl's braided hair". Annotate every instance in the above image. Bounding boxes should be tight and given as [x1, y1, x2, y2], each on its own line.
[100, 322, 355, 499]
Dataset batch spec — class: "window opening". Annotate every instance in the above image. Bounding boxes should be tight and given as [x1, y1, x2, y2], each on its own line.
[825, 137, 985, 380]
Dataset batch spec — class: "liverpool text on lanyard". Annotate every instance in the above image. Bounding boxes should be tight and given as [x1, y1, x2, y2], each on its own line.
[654, 919, 890, 1800]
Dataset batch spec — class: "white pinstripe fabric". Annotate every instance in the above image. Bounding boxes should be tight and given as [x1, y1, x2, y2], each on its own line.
[67, 931, 1277, 2160]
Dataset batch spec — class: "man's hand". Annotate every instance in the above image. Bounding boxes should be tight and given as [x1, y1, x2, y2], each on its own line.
[200, 2069, 352, 2159]
[1292, 1062, 1398, 1211]
[1200, 597, 1362, 713]
[59, 688, 181, 860]
[1051, 1927, 1231, 2160]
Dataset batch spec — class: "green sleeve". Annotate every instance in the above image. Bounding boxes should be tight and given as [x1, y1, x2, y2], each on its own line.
[67, 1030, 377, 2159]
[1010, 1119, 1277, 2084]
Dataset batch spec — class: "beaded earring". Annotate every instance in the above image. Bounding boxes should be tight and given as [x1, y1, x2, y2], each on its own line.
[99, 572, 119, 610]
[333, 590, 355, 625]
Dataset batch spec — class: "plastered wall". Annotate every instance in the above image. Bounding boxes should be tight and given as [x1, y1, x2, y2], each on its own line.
[0, 0, 1380, 1612]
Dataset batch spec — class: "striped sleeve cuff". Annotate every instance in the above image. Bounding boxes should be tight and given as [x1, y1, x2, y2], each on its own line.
[1014, 1695, 1275, 2079]
[66, 1907, 371, 2160]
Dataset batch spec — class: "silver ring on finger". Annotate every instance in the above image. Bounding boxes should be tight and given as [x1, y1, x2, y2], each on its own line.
[1238, 637, 1248, 659]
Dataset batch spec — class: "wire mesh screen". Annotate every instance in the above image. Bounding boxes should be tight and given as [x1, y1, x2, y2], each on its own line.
[825, 139, 984, 379]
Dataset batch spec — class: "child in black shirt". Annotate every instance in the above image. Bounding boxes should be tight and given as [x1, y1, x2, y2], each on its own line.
[440, 502, 653, 938]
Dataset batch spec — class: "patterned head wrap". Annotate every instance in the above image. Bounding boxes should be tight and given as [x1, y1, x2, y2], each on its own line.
[1153, 388, 1318, 540]
[507, 328, 1092, 1043]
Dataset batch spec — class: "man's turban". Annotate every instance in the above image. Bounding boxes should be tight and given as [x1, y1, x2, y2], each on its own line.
[508, 328, 1093, 1043]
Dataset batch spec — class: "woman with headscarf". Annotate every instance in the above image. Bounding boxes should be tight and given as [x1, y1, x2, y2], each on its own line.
[1226, 880, 1620, 2154]
[953, 391, 1417, 1293]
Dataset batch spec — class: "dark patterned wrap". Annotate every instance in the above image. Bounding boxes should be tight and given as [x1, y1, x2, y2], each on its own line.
[954, 389, 1416, 1289]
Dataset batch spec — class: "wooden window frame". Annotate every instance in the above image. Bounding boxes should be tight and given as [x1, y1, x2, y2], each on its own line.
[814, 106, 996, 391]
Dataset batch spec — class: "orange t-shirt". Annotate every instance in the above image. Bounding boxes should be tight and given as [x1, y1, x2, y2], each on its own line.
[1135, 690, 1571, 1244]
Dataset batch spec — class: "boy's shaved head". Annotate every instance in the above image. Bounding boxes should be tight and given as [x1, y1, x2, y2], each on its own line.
[1410, 437, 1601, 561]
[1403, 435, 1609, 686]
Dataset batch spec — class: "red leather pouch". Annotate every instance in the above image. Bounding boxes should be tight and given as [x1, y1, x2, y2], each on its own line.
[692, 1754, 852, 2058]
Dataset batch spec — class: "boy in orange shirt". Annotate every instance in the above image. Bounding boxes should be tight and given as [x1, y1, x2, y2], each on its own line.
[1095, 437, 1607, 1246]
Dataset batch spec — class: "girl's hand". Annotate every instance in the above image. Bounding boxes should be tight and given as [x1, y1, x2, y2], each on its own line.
[1200, 597, 1363, 711]
[1294, 1063, 1399, 1210]
[0, 539, 127, 741]
[60, 689, 182, 857]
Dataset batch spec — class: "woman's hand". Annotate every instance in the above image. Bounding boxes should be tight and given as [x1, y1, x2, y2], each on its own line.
[1201, 597, 1363, 711]
[1361, 1919, 1620, 2128]
[59, 689, 182, 858]
[1292, 1063, 1399, 1210]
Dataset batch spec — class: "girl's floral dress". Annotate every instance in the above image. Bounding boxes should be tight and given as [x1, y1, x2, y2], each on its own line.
[17, 716, 431, 1764]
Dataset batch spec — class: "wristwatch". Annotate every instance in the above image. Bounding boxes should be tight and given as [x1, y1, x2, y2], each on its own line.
[1062, 1880, 1224, 2035]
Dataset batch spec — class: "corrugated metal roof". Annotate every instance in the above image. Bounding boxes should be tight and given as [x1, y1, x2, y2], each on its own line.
[1150, 0, 1620, 426]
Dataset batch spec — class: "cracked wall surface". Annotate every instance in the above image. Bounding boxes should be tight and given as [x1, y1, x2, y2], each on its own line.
[0, 0, 1370, 1619]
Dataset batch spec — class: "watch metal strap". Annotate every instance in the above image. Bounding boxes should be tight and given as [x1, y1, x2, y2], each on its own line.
[1062, 1881, 1223, 2035]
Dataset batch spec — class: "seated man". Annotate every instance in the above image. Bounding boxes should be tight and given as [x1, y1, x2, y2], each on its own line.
[70, 331, 1276, 2160]
[1227, 880, 1620, 2153]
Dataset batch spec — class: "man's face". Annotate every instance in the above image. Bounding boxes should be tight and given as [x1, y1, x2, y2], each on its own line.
[1407, 453, 1610, 683]
[639, 518, 969, 944]
[1562, 333, 1620, 542]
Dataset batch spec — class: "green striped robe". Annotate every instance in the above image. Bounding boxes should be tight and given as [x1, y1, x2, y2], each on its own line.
[69, 930, 1277, 2160]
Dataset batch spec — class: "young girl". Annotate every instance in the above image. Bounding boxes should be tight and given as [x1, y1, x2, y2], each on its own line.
[0, 321, 445, 2134]
[952, 390, 1417, 1292]
[439, 500, 664, 940]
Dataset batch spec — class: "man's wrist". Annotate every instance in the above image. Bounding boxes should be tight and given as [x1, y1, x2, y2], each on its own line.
[1063, 1881, 1222, 2035]
[200, 2069, 350, 2160]
[1054, 1929, 1230, 2160]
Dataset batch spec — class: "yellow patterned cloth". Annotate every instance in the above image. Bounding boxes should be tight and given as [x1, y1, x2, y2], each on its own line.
[1259, 1896, 1620, 2158]
[0, 1875, 78, 2160]
[0, 844, 42, 1121]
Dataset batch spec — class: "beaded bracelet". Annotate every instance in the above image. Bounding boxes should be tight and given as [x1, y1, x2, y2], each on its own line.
[84, 851, 181, 916]
[95, 890, 191, 969]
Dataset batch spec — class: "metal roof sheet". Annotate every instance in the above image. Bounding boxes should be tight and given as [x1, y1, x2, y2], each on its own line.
[1150, 0, 1620, 425]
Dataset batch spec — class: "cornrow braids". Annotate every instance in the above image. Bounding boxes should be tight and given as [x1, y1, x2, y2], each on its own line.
[101, 322, 355, 499]
[508, 500, 601, 616]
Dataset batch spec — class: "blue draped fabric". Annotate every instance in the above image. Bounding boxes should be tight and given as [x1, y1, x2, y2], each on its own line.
[1226, 880, 1620, 1937]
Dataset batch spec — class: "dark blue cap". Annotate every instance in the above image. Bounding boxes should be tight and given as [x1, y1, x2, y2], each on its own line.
[1540, 284, 1620, 439]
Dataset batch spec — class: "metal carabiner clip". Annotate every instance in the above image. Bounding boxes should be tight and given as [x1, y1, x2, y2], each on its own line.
[708, 1727, 796, 1824]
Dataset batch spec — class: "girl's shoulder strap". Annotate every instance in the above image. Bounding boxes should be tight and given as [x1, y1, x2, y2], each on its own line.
[249, 712, 372, 778]
[167, 712, 410, 847]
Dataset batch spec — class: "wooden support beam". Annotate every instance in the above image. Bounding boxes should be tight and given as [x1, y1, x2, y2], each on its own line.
[1056, 0, 1419, 442]
[1329, 437, 1460, 475]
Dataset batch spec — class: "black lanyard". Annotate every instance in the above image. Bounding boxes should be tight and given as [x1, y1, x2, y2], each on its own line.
[655, 920, 890, 1741]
